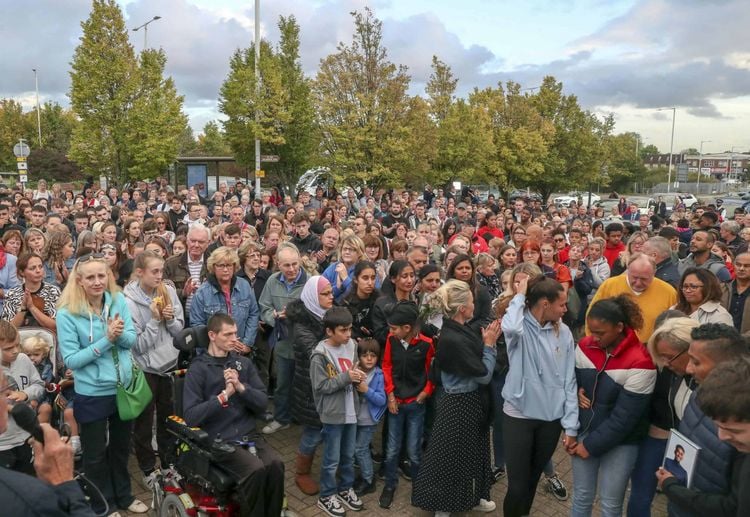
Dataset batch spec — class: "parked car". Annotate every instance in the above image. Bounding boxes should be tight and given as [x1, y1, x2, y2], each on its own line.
[509, 189, 543, 202]
[554, 191, 601, 207]
[295, 167, 332, 195]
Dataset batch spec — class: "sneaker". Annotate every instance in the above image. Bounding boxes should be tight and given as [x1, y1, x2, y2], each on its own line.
[545, 473, 568, 501]
[379, 485, 396, 509]
[354, 477, 376, 497]
[472, 498, 496, 513]
[338, 487, 364, 511]
[127, 499, 149, 513]
[398, 459, 411, 481]
[262, 420, 290, 435]
[492, 467, 506, 482]
[262, 410, 274, 423]
[317, 494, 346, 517]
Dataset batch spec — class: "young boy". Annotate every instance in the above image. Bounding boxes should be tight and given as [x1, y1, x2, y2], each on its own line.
[0, 321, 44, 474]
[310, 307, 366, 517]
[379, 301, 435, 509]
[21, 335, 82, 457]
[353, 339, 386, 497]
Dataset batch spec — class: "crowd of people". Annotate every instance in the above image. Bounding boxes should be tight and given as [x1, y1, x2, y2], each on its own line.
[0, 177, 748, 517]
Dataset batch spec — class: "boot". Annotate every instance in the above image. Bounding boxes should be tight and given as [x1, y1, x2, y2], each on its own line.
[295, 452, 319, 495]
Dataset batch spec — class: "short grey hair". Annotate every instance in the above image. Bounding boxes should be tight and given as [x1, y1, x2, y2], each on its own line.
[720, 220, 740, 236]
[187, 223, 211, 241]
[644, 236, 672, 261]
[276, 241, 300, 260]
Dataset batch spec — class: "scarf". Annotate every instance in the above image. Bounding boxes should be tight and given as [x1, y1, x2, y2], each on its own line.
[300, 275, 330, 320]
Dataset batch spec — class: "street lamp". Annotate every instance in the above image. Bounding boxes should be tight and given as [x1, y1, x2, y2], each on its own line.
[132, 15, 161, 49]
[697, 140, 711, 191]
[657, 107, 676, 193]
[32, 68, 42, 147]
[254, 0, 261, 199]
[730, 145, 743, 183]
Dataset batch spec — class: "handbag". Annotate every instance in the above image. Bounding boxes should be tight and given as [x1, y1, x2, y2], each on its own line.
[111, 348, 152, 420]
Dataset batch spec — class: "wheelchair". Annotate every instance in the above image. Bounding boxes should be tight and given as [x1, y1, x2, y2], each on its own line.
[152, 326, 293, 517]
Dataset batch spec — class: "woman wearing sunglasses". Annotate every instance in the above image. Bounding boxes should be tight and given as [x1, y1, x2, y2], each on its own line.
[57, 252, 147, 515]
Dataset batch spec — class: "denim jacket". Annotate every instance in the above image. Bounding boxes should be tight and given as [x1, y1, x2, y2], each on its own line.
[43, 258, 76, 289]
[0, 254, 19, 315]
[441, 345, 496, 394]
[189, 274, 259, 348]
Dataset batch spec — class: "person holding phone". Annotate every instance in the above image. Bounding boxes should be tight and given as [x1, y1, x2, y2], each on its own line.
[57, 252, 147, 516]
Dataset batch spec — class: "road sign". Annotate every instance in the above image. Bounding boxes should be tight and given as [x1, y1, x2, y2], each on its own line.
[676, 163, 689, 182]
[260, 155, 279, 163]
[256, 169, 266, 178]
[17, 162, 27, 171]
[13, 141, 30, 158]
[16, 157, 27, 162]
[19, 174, 28, 183]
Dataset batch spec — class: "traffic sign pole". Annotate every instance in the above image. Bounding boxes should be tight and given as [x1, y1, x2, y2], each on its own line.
[13, 138, 30, 192]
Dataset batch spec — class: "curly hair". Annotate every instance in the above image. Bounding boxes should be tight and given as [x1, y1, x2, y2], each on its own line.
[43, 230, 72, 266]
[587, 294, 644, 332]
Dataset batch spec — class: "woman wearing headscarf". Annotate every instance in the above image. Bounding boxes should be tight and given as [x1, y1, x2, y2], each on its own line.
[287, 275, 335, 495]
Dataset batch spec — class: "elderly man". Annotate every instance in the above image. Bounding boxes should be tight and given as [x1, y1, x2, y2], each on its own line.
[257, 242, 308, 436]
[164, 224, 210, 322]
[720, 251, 750, 335]
[642, 236, 680, 288]
[587, 253, 677, 342]
[720, 220, 746, 256]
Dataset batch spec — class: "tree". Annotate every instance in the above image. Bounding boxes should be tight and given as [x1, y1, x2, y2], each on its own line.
[23, 102, 78, 154]
[313, 8, 413, 190]
[263, 15, 316, 192]
[27, 149, 84, 183]
[69, 0, 138, 184]
[69, 0, 186, 185]
[197, 121, 230, 156]
[599, 131, 648, 192]
[219, 40, 289, 167]
[177, 125, 197, 156]
[124, 49, 188, 181]
[425, 56, 457, 123]
[640, 144, 659, 160]
[0, 99, 34, 171]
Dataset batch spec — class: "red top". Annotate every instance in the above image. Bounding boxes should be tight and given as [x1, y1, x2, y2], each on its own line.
[603, 241, 626, 269]
[382, 332, 435, 404]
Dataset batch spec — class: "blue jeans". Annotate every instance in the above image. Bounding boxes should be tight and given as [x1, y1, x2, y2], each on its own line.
[320, 423, 357, 497]
[298, 425, 322, 456]
[627, 435, 668, 517]
[273, 354, 294, 424]
[491, 370, 507, 468]
[571, 442, 639, 517]
[384, 401, 425, 488]
[355, 424, 378, 483]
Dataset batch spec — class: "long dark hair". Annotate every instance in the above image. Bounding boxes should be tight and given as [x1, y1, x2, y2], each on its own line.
[446, 253, 476, 293]
[525, 276, 564, 309]
[345, 260, 379, 302]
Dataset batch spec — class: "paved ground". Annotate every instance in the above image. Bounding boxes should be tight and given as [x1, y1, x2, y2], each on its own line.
[125, 421, 669, 516]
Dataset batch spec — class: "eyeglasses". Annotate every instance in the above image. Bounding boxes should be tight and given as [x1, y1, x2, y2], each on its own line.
[554, 238, 565, 242]
[214, 263, 235, 270]
[157, 221, 166, 226]
[78, 252, 105, 263]
[681, 283, 704, 291]
[665, 349, 686, 366]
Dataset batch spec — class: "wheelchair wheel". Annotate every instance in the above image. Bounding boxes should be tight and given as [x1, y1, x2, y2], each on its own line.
[159, 493, 192, 517]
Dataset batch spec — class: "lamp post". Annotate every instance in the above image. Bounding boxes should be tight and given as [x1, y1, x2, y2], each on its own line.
[32, 68, 42, 147]
[254, 0, 261, 199]
[697, 140, 711, 192]
[657, 107, 676, 193]
[730, 146, 743, 183]
[132, 15, 161, 49]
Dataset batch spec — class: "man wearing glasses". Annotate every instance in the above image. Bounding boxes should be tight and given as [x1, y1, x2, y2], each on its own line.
[720, 252, 750, 335]
[164, 224, 210, 324]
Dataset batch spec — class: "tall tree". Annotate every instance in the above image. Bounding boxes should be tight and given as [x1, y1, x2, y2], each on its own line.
[425, 56, 457, 123]
[197, 121, 230, 156]
[69, 0, 137, 185]
[263, 15, 316, 192]
[0, 99, 34, 171]
[219, 40, 289, 168]
[313, 8, 413, 190]
[124, 49, 188, 181]
[29, 102, 79, 154]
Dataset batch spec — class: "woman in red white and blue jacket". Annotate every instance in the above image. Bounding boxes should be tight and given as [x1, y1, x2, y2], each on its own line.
[570, 295, 657, 517]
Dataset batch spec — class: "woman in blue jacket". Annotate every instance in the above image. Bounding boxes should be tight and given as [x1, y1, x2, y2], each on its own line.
[321, 233, 368, 299]
[57, 252, 147, 515]
[190, 246, 259, 352]
[571, 295, 656, 517]
[501, 276, 579, 517]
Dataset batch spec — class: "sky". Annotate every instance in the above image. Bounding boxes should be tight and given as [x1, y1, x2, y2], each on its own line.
[2, 0, 749, 155]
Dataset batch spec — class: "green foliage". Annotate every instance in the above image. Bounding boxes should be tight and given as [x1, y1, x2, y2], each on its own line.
[27, 148, 84, 183]
[69, 0, 186, 185]
[0, 99, 34, 171]
[313, 8, 413, 190]
[197, 121, 230, 156]
[639, 144, 660, 160]
[426, 56, 457, 123]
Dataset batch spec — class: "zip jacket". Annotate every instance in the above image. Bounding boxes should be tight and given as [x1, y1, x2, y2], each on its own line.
[501, 293, 579, 436]
[309, 339, 360, 425]
[382, 332, 435, 403]
[57, 291, 136, 397]
[123, 281, 183, 375]
[190, 274, 259, 349]
[575, 327, 656, 457]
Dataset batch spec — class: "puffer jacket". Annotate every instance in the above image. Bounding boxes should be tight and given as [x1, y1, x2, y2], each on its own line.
[287, 299, 326, 427]
[668, 391, 738, 517]
[123, 281, 183, 375]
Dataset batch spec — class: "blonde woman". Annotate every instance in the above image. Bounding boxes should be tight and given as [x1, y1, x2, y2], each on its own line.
[57, 253, 147, 515]
[611, 231, 649, 276]
[321, 233, 367, 298]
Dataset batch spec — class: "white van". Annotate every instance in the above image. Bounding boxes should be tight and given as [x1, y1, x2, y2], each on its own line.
[295, 168, 331, 195]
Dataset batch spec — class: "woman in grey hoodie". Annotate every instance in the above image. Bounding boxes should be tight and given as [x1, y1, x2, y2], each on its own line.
[123, 251, 183, 484]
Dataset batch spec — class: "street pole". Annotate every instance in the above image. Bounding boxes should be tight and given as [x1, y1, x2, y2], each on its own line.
[32, 68, 42, 147]
[132, 16, 161, 50]
[658, 107, 676, 193]
[254, 0, 261, 199]
[698, 140, 711, 192]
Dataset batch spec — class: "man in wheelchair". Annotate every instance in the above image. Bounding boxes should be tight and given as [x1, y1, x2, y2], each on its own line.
[182, 313, 285, 516]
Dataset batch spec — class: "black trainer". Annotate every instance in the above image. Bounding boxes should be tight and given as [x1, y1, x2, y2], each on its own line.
[338, 488, 364, 511]
[354, 477, 376, 497]
[546, 473, 568, 501]
[398, 459, 412, 481]
[492, 467, 506, 482]
[379, 486, 396, 509]
[317, 495, 346, 517]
